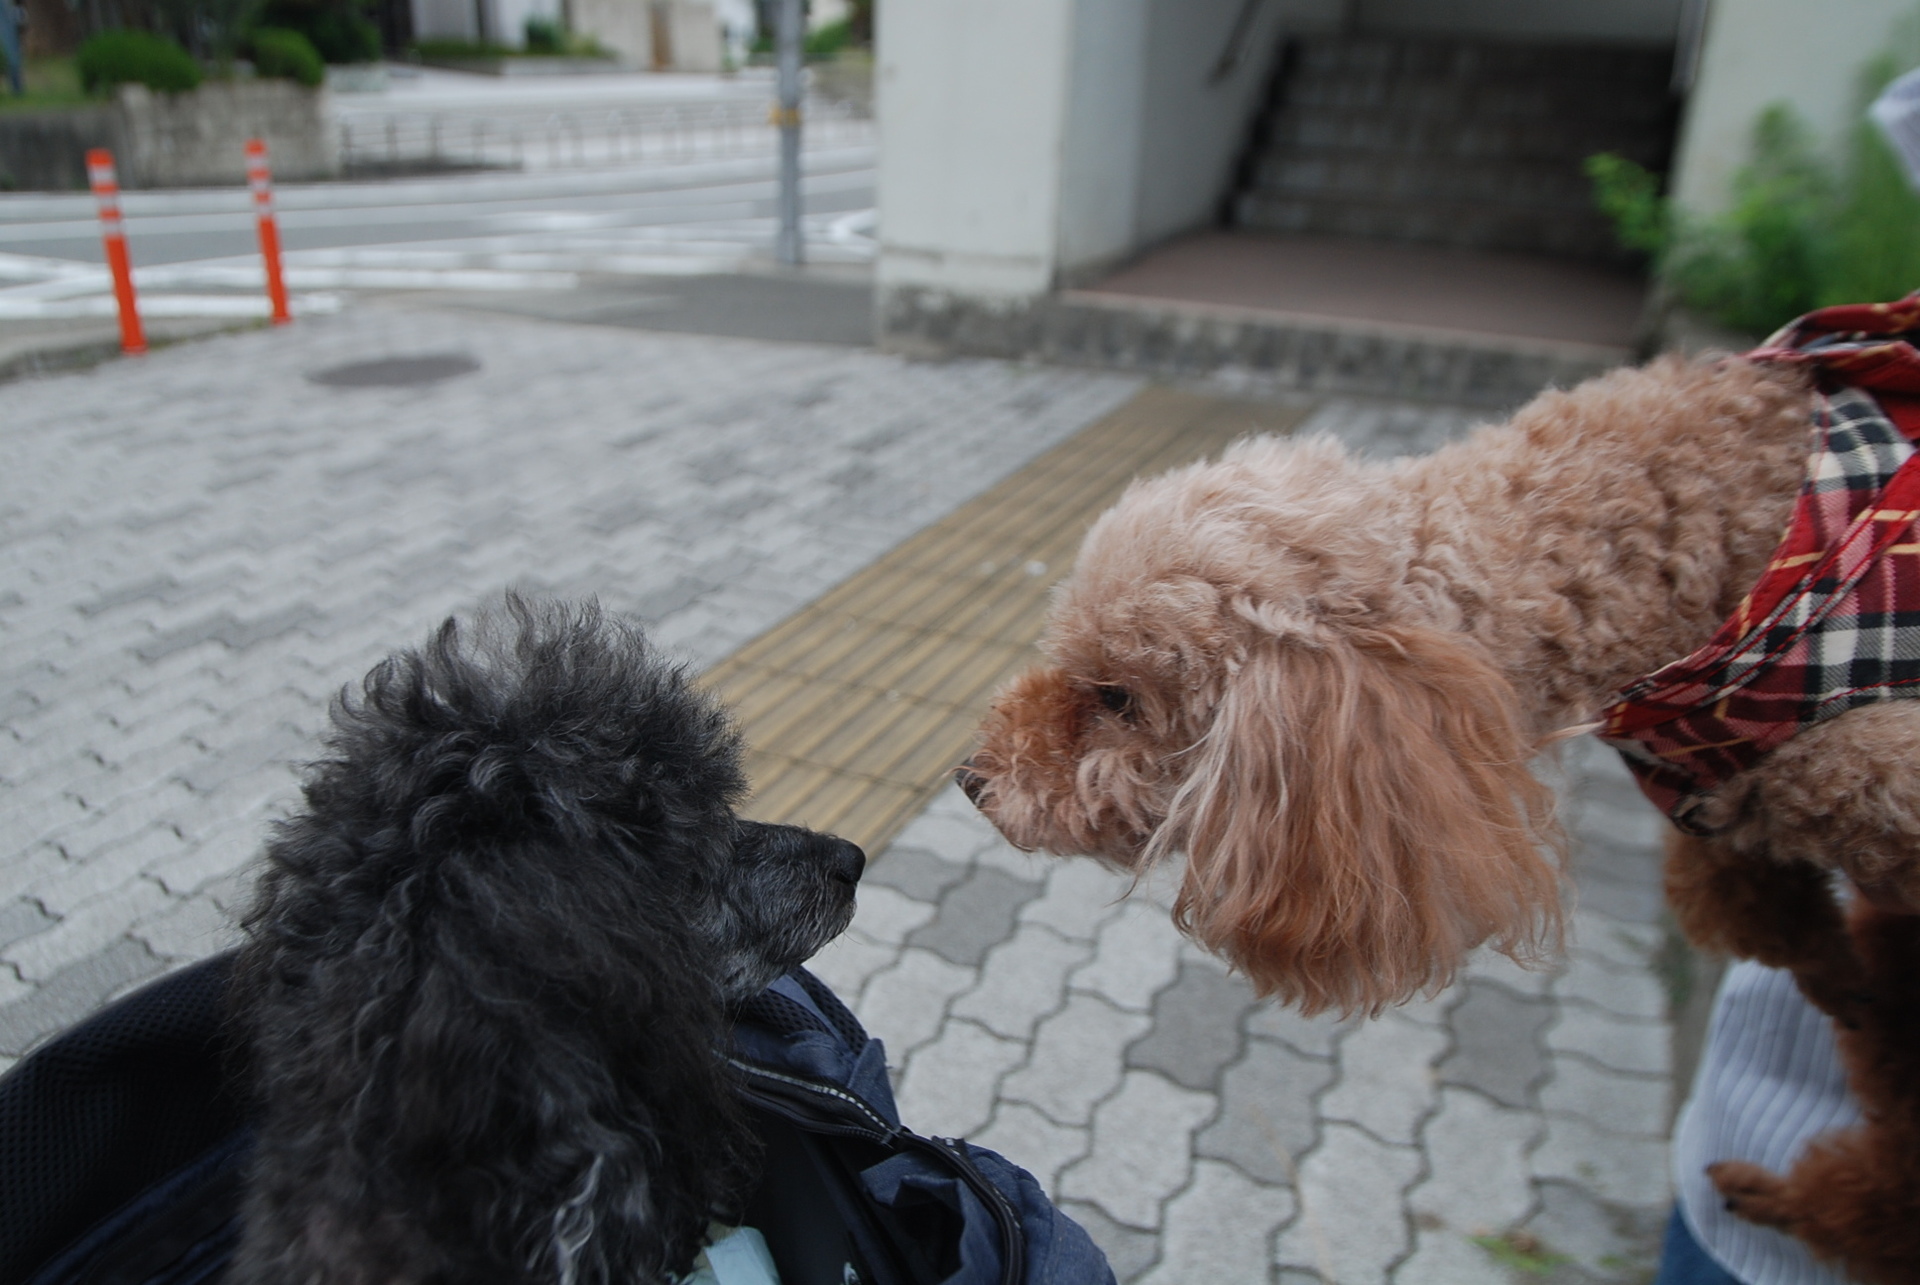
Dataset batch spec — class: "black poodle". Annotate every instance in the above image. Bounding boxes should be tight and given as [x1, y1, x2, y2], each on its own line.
[228, 596, 864, 1285]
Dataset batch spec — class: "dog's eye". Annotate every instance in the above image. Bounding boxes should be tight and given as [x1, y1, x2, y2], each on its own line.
[1095, 684, 1134, 718]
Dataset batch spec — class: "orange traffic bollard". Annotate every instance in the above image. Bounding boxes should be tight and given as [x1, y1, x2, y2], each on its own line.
[245, 139, 292, 326]
[86, 149, 146, 356]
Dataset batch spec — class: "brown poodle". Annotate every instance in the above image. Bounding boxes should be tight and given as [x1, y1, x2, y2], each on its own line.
[960, 316, 1920, 1278]
[1667, 833, 1920, 1283]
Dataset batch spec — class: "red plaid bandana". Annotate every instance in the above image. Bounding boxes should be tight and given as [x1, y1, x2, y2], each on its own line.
[1598, 296, 1920, 834]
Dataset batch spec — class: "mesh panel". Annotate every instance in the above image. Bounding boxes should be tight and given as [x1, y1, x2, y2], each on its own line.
[0, 953, 247, 1284]
[792, 969, 869, 1052]
[738, 970, 869, 1053]
[738, 989, 829, 1041]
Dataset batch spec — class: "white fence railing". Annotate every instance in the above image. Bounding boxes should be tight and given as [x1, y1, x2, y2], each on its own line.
[335, 99, 874, 172]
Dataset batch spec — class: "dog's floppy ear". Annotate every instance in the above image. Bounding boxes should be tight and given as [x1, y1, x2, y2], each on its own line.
[1160, 624, 1564, 1016]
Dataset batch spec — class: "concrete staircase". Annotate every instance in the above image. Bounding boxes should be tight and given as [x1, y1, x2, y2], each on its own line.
[1232, 37, 1678, 263]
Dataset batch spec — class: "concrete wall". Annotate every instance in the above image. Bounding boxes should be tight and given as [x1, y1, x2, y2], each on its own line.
[1054, 0, 1146, 277]
[1132, 0, 1289, 249]
[0, 106, 122, 191]
[1055, 0, 1293, 278]
[117, 82, 338, 187]
[1354, 0, 1684, 43]
[414, 0, 483, 41]
[881, 0, 1302, 299]
[666, 2, 723, 71]
[570, 0, 654, 62]
[1670, 0, 1916, 215]
[0, 89, 333, 193]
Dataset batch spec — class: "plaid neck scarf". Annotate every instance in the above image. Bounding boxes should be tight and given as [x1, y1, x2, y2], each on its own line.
[1598, 296, 1920, 834]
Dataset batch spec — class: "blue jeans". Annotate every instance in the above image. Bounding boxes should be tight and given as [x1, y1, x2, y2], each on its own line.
[1656, 1208, 1744, 1285]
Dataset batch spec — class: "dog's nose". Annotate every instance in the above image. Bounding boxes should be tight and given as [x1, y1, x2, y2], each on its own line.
[954, 759, 989, 806]
[828, 838, 866, 886]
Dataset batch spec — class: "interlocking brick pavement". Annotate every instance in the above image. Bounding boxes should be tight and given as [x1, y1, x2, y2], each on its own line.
[1, 299, 1137, 1061]
[826, 740, 1675, 1285]
[3, 308, 1680, 1283]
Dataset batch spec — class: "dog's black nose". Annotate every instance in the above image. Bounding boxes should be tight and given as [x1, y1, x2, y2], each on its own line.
[828, 838, 866, 886]
[954, 759, 989, 806]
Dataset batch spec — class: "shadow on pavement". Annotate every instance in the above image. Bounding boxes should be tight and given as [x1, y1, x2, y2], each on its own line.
[445, 272, 877, 347]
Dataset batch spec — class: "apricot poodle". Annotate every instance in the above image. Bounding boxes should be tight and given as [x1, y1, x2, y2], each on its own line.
[961, 313, 1920, 1280]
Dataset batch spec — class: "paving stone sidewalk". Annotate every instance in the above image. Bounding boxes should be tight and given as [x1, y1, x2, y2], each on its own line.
[4, 307, 1677, 1283]
[0, 301, 1137, 1059]
[825, 738, 1676, 1285]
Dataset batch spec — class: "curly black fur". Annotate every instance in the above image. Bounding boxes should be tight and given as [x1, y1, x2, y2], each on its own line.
[230, 597, 863, 1285]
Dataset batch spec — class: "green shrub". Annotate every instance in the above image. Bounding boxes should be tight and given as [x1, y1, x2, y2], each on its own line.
[524, 16, 563, 53]
[76, 29, 203, 94]
[752, 17, 865, 60]
[1826, 52, 1920, 305]
[253, 0, 379, 64]
[1590, 46, 1920, 336]
[1667, 105, 1833, 334]
[250, 26, 325, 85]
[1585, 151, 1667, 256]
[804, 17, 850, 58]
[0, 55, 92, 113]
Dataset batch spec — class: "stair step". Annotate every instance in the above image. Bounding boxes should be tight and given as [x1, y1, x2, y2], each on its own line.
[1230, 34, 1677, 262]
[1235, 192, 1622, 260]
[1282, 78, 1674, 131]
[880, 286, 1629, 407]
[1270, 113, 1670, 168]
[1291, 37, 1673, 82]
[1249, 152, 1609, 212]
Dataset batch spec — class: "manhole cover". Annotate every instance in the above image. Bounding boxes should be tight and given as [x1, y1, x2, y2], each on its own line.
[309, 354, 481, 388]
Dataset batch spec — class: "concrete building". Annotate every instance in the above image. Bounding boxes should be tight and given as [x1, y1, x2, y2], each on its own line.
[873, 0, 1920, 402]
[410, 0, 722, 65]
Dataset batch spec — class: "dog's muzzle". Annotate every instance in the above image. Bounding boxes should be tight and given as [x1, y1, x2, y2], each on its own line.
[827, 837, 866, 886]
[953, 760, 989, 807]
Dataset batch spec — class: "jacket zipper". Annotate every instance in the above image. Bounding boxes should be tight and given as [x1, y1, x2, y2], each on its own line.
[730, 1059, 1026, 1285]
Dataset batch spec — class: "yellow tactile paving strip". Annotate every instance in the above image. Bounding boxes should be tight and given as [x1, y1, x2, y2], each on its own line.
[701, 386, 1310, 853]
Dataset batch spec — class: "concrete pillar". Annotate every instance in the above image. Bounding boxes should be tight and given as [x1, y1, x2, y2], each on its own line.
[876, 0, 1291, 329]
[875, 0, 1080, 302]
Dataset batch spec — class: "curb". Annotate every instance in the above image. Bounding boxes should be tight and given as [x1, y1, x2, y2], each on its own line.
[0, 320, 256, 385]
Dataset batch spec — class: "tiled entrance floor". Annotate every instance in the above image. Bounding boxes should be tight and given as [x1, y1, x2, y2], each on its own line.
[1077, 231, 1647, 356]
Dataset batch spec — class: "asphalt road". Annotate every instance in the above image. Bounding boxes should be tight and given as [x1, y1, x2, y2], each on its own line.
[0, 68, 880, 361]
[0, 152, 876, 268]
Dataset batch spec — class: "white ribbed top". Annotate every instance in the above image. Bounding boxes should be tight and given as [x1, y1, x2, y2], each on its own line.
[1673, 960, 1864, 1285]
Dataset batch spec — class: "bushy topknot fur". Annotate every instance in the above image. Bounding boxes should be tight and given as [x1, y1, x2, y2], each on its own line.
[230, 596, 859, 1285]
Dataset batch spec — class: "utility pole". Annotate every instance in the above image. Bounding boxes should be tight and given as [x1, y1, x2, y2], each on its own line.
[773, 0, 804, 265]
